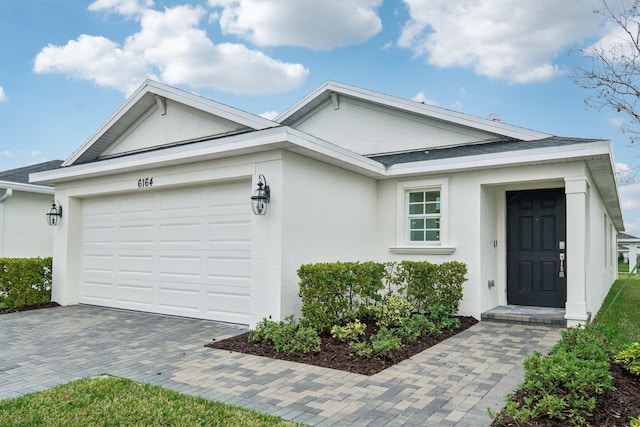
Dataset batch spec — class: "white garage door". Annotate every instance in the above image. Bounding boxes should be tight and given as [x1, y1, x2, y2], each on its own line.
[80, 181, 251, 324]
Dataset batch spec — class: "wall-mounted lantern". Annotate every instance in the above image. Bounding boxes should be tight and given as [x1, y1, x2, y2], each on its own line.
[46, 200, 63, 226]
[251, 174, 270, 215]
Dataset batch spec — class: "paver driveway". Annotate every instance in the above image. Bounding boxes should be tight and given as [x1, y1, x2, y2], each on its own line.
[0, 305, 561, 426]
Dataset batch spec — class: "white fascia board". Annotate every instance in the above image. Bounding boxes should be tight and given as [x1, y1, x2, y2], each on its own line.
[277, 80, 551, 141]
[144, 81, 277, 130]
[63, 80, 278, 167]
[31, 127, 384, 184]
[384, 140, 613, 177]
[0, 180, 54, 194]
[284, 127, 386, 177]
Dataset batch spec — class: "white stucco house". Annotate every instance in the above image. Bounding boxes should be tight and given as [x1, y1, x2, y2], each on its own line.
[0, 160, 62, 257]
[31, 80, 623, 327]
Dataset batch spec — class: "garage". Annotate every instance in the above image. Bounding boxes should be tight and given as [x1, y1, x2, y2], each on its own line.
[80, 180, 252, 324]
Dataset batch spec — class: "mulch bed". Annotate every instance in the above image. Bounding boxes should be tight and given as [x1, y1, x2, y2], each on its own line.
[490, 363, 640, 426]
[0, 302, 59, 315]
[206, 316, 478, 375]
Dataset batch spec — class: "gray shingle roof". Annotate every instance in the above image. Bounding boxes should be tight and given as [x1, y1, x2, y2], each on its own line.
[0, 160, 63, 185]
[368, 137, 602, 166]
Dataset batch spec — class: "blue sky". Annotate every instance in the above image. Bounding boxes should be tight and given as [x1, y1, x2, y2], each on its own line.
[2, 0, 640, 233]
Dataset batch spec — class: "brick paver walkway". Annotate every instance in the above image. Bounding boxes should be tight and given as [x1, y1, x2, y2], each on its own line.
[0, 305, 561, 426]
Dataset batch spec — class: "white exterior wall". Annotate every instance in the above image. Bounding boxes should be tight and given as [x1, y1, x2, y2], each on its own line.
[584, 170, 619, 320]
[279, 151, 379, 318]
[294, 98, 499, 155]
[375, 161, 617, 321]
[0, 190, 54, 257]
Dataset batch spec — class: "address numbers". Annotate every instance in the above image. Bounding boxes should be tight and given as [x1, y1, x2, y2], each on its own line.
[137, 177, 154, 188]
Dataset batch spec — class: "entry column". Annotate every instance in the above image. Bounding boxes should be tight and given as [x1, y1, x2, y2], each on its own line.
[564, 177, 590, 326]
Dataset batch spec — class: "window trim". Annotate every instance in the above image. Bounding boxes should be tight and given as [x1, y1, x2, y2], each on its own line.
[390, 177, 455, 254]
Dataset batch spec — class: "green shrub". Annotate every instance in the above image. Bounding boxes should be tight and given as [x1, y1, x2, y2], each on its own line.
[0, 257, 52, 308]
[395, 314, 436, 343]
[371, 295, 412, 328]
[370, 327, 403, 357]
[298, 260, 468, 332]
[631, 415, 640, 427]
[248, 315, 320, 354]
[614, 341, 640, 375]
[496, 325, 614, 426]
[298, 261, 385, 332]
[331, 319, 367, 342]
[398, 261, 466, 317]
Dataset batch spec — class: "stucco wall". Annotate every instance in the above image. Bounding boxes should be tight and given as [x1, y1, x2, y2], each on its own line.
[294, 97, 499, 155]
[374, 161, 616, 320]
[279, 151, 379, 318]
[1, 190, 53, 257]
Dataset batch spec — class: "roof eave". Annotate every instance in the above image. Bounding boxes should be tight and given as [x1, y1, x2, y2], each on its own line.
[62, 80, 278, 167]
[0, 180, 54, 194]
[276, 80, 552, 141]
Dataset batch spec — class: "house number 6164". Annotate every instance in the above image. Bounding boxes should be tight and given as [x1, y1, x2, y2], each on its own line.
[137, 177, 154, 188]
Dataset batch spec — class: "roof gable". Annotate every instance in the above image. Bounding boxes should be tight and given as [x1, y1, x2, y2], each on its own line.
[276, 81, 551, 155]
[64, 80, 277, 166]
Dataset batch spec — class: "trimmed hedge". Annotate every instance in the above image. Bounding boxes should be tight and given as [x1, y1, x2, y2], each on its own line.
[297, 261, 386, 332]
[0, 257, 52, 308]
[298, 260, 467, 332]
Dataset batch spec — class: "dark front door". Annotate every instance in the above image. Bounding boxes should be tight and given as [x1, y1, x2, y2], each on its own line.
[506, 188, 566, 308]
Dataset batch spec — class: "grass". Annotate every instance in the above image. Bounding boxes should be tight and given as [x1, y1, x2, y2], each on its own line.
[594, 274, 640, 352]
[0, 376, 304, 427]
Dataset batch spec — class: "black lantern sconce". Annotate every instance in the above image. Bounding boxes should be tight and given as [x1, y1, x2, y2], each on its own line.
[46, 200, 63, 226]
[251, 174, 270, 215]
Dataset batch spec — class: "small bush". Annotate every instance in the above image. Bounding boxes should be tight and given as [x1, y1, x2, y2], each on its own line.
[370, 327, 403, 357]
[395, 314, 436, 343]
[248, 315, 320, 354]
[298, 262, 385, 332]
[614, 341, 640, 376]
[331, 319, 367, 342]
[0, 257, 52, 308]
[399, 260, 466, 317]
[495, 325, 614, 426]
[371, 295, 412, 328]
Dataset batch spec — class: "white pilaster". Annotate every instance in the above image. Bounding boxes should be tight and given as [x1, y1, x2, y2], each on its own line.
[564, 177, 590, 326]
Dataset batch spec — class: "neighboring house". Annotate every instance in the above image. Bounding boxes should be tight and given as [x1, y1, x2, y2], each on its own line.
[31, 80, 623, 327]
[618, 232, 640, 270]
[0, 160, 63, 257]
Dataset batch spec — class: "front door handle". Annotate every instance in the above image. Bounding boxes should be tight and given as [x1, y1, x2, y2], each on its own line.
[559, 253, 565, 278]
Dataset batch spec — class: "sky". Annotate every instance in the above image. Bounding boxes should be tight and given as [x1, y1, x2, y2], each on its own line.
[2, 0, 640, 234]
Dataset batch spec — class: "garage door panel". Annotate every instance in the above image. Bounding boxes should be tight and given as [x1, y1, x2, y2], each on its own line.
[118, 255, 155, 275]
[82, 281, 113, 303]
[159, 223, 203, 244]
[119, 225, 155, 244]
[81, 182, 251, 324]
[119, 194, 154, 214]
[115, 282, 154, 306]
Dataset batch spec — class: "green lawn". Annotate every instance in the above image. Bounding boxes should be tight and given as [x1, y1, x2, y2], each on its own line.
[594, 275, 640, 352]
[0, 376, 304, 427]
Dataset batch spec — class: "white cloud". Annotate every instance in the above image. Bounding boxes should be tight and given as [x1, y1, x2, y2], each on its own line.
[34, 4, 308, 96]
[259, 110, 279, 120]
[0, 86, 7, 102]
[88, 0, 154, 16]
[210, 0, 382, 50]
[34, 34, 152, 94]
[0, 150, 15, 158]
[411, 91, 438, 106]
[398, 0, 603, 84]
[620, 181, 640, 209]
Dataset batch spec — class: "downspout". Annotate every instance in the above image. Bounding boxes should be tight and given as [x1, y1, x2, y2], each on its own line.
[0, 188, 13, 257]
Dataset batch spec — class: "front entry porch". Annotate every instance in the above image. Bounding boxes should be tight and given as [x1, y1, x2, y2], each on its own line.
[481, 305, 567, 328]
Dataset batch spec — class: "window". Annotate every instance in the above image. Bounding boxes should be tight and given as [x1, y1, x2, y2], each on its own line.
[391, 178, 454, 255]
[408, 190, 441, 242]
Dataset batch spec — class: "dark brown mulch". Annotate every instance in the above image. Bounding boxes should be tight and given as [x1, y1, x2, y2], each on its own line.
[490, 363, 640, 426]
[0, 302, 59, 315]
[206, 316, 478, 376]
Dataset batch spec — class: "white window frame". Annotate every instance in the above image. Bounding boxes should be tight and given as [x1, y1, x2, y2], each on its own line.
[390, 177, 455, 255]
